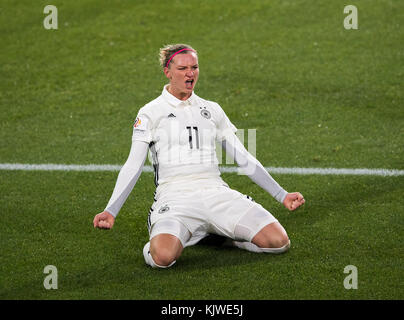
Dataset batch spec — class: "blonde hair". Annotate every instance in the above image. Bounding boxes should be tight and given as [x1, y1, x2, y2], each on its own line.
[159, 44, 197, 69]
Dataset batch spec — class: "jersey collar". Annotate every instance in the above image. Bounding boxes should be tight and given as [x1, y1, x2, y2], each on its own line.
[162, 84, 197, 108]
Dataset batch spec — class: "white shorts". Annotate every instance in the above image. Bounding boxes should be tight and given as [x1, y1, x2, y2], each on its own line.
[147, 185, 278, 247]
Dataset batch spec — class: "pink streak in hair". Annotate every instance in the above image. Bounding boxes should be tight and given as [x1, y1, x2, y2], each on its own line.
[165, 48, 196, 68]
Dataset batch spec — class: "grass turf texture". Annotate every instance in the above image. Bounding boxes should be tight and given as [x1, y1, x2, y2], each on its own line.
[0, 171, 403, 299]
[0, 0, 403, 299]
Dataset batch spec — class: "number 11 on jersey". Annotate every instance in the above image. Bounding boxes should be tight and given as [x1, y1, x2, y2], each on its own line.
[186, 126, 199, 149]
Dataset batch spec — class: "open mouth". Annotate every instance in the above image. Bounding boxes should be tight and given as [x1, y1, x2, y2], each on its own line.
[185, 79, 194, 89]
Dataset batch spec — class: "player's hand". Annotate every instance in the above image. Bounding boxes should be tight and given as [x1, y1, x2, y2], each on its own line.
[93, 211, 115, 229]
[283, 192, 305, 211]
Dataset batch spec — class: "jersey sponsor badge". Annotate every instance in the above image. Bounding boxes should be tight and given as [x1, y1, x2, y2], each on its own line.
[134, 117, 142, 127]
[133, 116, 148, 131]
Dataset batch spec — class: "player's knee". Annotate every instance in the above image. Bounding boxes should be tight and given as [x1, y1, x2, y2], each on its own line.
[252, 222, 290, 250]
[151, 249, 177, 267]
[254, 233, 290, 250]
[270, 234, 290, 249]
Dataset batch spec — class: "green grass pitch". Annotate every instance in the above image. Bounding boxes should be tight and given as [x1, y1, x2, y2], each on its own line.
[0, 0, 403, 300]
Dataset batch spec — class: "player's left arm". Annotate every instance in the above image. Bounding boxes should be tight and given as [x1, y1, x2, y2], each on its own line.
[221, 133, 305, 211]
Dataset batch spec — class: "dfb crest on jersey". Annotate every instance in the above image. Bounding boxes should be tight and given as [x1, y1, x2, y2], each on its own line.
[158, 205, 170, 214]
[201, 108, 211, 119]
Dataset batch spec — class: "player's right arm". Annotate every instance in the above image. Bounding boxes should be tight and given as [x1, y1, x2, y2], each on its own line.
[93, 139, 149, 229]
[93, 210, 116, 229]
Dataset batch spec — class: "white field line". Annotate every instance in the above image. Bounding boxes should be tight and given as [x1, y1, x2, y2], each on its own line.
[0, 163, 403, 176]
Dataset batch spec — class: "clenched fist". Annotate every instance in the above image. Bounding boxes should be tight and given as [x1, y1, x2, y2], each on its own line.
[283, 192, 305, 211]
[93, 211, 115, 229]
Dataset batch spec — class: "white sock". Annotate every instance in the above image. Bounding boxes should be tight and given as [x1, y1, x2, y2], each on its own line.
[232, 240, 290, 254]
[143, 242, 176, 268]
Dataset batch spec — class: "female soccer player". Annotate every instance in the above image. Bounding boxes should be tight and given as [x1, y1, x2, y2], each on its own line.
[93, 44, 305, 268]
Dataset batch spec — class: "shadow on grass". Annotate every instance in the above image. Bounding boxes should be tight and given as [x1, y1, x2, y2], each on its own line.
[176, 242, 289, 271]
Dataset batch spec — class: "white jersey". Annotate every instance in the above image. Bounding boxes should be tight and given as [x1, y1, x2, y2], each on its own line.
[104, 85, 287, 218]
[133, 85, 237, 193]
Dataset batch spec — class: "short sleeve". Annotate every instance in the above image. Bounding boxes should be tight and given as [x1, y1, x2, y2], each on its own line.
[132, 113, 153, 143]
[215, 104, 237, 141]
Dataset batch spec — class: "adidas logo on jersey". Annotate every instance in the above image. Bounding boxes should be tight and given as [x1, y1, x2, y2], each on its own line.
[168, 113, 176, 118]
